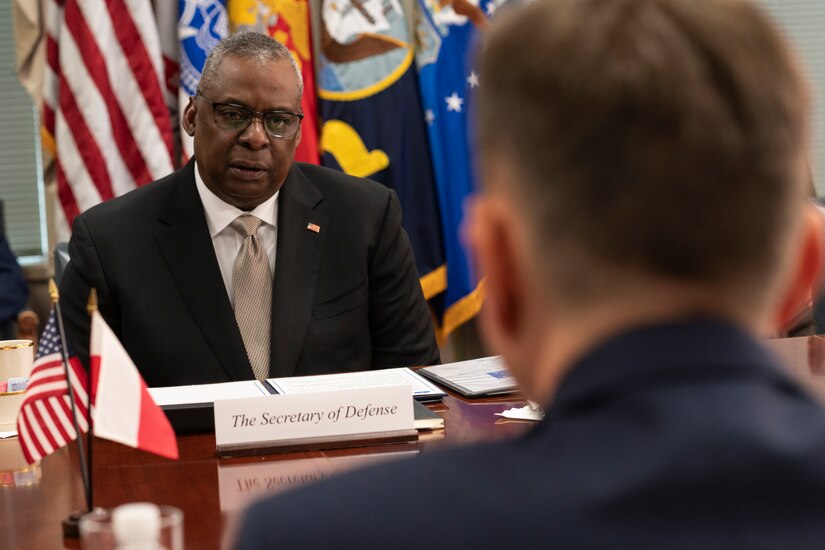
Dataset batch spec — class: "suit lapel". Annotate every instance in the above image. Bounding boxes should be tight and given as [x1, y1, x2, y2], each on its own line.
[270, 165, 328, 377]
[154, 160, 253, 381]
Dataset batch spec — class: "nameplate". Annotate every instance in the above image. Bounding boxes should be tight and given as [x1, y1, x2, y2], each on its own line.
[213, 385, 416, 456]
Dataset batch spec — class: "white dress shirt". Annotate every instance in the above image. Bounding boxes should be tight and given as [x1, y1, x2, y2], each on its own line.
[194, 162, 278, 304]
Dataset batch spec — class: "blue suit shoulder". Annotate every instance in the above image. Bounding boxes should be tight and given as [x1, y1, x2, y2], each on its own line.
[0, 234, 28, 325]
[235, 442, 519, 549]
[233, 323, 825, 549]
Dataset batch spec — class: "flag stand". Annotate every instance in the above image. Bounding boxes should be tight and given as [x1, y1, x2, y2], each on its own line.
[58, 287, 178, 537]
[51, 281, 93, 538]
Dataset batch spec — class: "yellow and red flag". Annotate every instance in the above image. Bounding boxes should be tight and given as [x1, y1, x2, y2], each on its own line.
[229, 0, 320, 164]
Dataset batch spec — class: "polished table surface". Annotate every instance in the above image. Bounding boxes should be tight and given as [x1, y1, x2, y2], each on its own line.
[2, 380, 531, 549]
[5, 335, 825, 549]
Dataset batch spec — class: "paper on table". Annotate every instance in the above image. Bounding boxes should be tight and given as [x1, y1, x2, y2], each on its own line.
[0, 430, 17, 439]
[413, 400, 444, 430]
[495, 401, 544, 422]
[267, 368, 445, 399]
[148, 380, 269, 407]
[419, 356, 517, 396]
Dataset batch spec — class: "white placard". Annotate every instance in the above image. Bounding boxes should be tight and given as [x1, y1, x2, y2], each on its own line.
[213, 385, 414, 453]
[267, 367, 445, 400]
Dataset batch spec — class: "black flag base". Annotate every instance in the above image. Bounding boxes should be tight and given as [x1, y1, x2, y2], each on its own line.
[62, 511, 84, 538]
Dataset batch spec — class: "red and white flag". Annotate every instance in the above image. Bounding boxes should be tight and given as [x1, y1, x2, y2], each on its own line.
[153, 0, 183, 165]
[17, 309, 89, 464]
[43, 0, 176, 240]
[153, 0, 180, 119]
[90, 310, 178, 460]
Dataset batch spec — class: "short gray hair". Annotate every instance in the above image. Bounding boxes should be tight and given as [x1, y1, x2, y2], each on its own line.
[197, 31, 304, 98]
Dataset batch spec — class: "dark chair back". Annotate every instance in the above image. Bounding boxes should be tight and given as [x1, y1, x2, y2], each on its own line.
[53, 242, 70, 286]
[0, 201, 14, 338]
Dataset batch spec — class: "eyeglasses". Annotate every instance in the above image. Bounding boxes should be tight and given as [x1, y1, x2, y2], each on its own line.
[196, 93, 303, 139]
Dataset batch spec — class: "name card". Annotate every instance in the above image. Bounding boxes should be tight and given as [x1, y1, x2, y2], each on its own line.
[213, 385, 415, 456]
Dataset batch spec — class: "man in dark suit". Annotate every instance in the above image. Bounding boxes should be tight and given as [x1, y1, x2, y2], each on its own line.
[0, 233, 28, 339]
[234, 0, 825, 547]
[59, 32, 439, 386]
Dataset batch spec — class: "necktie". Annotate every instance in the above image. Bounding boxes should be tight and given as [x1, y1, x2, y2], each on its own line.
[230, 215, 272, 380]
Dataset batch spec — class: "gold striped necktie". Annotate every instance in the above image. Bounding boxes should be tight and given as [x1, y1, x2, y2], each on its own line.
[230, 214, 272, 380]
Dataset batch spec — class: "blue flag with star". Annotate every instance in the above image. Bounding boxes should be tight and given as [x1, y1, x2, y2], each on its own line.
[315, 0, 446, 301]
[415, 0, 507, 340]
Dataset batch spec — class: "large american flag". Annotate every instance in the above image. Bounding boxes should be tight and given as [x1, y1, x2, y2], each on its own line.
[16, 310, 89, 465]
[42, 0, 176, 240]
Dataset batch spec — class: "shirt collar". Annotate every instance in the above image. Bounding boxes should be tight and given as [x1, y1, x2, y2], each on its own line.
[194, 161, 279, 237]
[544, 318, 791, 419]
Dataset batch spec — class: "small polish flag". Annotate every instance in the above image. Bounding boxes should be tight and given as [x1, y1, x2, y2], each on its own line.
[306, 222, 321, 233]
[90, 311, 178, 459]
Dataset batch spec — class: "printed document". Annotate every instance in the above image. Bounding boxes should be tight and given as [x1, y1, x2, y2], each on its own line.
[419, 356, 517, 397]
[148, 380, 270, 406]
[267, 368, 445, 400]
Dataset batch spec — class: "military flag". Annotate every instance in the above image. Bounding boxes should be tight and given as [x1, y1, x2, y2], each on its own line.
[178, 0, 228, 159]
[315, 0, 446, 300]
[415, 0, 506, 339]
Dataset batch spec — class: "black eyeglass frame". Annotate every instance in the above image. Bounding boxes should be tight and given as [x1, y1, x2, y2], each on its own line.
[195, 92, 304, 139]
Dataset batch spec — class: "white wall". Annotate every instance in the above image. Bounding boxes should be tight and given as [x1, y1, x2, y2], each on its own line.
[757, 1, 825, 194]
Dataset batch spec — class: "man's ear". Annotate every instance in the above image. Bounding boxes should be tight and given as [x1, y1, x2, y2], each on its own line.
[775, 204, 825, 330]
[464, 195, 525, 357]
[182, 96, 197, 137]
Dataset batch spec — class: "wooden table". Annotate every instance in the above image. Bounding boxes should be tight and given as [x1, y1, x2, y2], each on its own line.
[1, 387, 530, 549]
[7, 334, 825, 549]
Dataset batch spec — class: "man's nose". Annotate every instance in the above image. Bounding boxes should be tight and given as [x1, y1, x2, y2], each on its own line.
[239, 116, 269, 149]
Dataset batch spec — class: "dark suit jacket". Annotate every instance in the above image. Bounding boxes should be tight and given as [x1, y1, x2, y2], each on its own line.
[60, 160, 439, 386]
[236, 319, 825, 549]
[0, 233, 28, 335]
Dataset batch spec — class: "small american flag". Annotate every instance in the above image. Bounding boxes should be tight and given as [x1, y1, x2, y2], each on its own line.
[306, 222, 321, 233]
[16, 309, 89, 464]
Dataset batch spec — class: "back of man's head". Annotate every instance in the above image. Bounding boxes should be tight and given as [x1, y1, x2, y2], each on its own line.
[476, 0, 810, 315]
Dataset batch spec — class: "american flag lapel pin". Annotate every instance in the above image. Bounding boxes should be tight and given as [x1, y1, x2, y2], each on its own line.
[306, 222, 321, 234]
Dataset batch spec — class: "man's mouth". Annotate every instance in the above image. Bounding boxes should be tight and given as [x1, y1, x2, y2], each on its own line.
[229, 162, 268, 179]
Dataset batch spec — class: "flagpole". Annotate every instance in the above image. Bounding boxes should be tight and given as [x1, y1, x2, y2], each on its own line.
[50, 279, 92, 537]
[85, 289, 98, 517]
